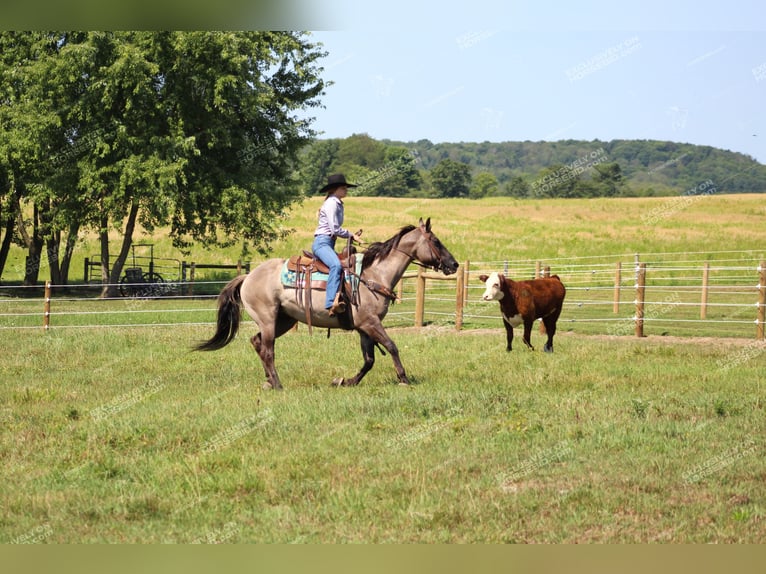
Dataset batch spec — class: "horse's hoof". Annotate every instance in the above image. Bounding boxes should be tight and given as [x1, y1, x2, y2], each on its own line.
[331, 377, 345, 387]
[262, 381, 273, 391]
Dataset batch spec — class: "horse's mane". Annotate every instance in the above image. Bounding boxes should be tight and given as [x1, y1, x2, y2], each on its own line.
[361, 225, 416, 269]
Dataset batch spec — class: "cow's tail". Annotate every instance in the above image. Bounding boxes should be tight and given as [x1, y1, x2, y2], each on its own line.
[194, 274, 247, 351]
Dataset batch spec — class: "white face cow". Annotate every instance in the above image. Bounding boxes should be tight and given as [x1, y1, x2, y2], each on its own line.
[481, 271, 504, 302]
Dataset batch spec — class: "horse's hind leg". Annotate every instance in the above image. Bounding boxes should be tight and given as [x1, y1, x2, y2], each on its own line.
[250, 332, 280, 390]
[250, 313, 296, 390]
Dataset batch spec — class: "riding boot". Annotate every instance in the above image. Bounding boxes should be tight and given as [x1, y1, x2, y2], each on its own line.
[329, 291, 346, 316]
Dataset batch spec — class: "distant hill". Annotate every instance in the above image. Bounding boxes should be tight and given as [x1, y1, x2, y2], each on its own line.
[382, 138, 766, 195]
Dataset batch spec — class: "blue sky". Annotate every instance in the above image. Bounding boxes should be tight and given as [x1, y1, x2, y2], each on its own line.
[306, 1, 766, 163]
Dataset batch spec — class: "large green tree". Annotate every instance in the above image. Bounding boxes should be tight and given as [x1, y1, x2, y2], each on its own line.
[0, 31, 327, 295]
[429, 158, 472, 198]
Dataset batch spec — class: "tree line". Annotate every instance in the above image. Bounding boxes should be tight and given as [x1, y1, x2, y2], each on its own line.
[298, 135, 766, 199]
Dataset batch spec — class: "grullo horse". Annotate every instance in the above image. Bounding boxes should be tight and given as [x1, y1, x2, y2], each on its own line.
[195, 218, 459, 389]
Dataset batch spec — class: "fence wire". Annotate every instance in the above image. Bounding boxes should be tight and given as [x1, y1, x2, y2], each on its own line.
[1, 250, 764, 340]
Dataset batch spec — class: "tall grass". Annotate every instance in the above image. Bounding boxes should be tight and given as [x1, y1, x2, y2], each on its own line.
[2, 194, 764, 284]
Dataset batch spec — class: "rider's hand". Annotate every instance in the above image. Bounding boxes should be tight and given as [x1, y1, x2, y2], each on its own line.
[352, 230, 363, 243]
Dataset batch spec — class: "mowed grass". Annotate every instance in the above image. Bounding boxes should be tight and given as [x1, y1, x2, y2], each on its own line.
[1, 324, 764, 543]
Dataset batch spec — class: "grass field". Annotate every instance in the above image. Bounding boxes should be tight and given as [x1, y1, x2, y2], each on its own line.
[1, 194, 765, 543]
[1, 325, 764, 543]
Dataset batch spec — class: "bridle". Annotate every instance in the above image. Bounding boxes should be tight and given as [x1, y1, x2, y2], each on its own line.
[393, 225, 447, 274]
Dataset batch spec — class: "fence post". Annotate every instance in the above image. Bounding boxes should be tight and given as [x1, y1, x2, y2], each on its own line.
[535, 261, 541, 279]
[415, 266, 425, 327]
[635, 262, 646, 338]
[43, 281, 51, 331]
[187, 262, 196, 296]
[613, 261, 622, 313]
[758, 261, 766, 340]
[700, 262, 710, 319]
[237, 259, 243, 275]
[455, 264, 465, 331]
[84, 257, 89, 282]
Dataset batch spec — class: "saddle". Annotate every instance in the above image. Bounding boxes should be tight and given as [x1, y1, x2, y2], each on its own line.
[284, 245, 358, 334]
[286, 246, 356, 277]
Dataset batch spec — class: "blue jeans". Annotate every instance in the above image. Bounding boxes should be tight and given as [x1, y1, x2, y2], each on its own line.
[312, 234, 342, 309]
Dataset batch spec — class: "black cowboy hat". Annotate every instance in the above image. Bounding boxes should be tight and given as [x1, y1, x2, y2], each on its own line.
[319, 173, 358, 195]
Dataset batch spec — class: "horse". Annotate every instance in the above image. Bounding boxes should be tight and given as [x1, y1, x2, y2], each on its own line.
[195, 218, 459, 389]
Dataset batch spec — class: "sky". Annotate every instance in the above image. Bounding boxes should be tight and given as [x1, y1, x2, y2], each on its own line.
[305, 1, 766, 163]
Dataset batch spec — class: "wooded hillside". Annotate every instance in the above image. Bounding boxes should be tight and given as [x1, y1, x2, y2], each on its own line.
[300, 135, 766, 198]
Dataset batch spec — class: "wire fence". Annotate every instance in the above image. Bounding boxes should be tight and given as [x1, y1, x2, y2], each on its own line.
[1, 250, 764, 340]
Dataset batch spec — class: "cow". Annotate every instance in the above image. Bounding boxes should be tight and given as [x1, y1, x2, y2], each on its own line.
[478, 272, 566, 353]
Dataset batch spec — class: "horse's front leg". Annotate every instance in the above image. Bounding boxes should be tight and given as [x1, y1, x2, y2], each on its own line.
[336, 331, 376, 387]
[365, 323, 410, 385]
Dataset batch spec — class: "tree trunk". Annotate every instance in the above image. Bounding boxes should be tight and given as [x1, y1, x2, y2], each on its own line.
[100, 200, 140, 298]
[0, 213, 15, 281]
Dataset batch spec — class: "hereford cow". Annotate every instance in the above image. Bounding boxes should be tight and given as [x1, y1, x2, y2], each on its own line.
[478, 272, 566, 352]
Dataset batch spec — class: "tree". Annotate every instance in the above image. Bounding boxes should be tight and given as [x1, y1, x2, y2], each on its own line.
[356, 146, 422, 197]
[504, 176, 530, 198]
[299, 138, 340, 195]
[0, 31, 327, 295]
[429, 158, 472, 198]
[469, 171, 498, 199]
[591, 162, 624, 196]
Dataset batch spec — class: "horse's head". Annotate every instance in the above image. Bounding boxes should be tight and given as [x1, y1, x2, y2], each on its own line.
[414, 218, 459, 275]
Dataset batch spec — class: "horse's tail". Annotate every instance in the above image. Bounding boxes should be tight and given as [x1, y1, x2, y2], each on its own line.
[194, 274, 247, 351]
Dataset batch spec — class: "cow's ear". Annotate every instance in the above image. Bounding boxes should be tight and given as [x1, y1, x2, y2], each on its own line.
[478, 274, 489, 283]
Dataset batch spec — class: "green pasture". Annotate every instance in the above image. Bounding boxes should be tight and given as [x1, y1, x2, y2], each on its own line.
[1, 324, 764, 543]
[1, 194, 765, 543]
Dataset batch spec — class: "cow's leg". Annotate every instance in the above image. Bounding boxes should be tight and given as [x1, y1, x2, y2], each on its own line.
[542, 316, 557, 352]
[522, 320, 535, 351]
[503, 319, 514, 351]
[543, 309, 561, 353]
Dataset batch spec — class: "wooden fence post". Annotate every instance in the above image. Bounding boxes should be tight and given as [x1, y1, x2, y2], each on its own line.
[415, 266, 425, 327]
[187, 262, 196, 296]
[758, 261, 766, 340]
[635, 262, 646, 338]
[43, 281, 51, 331]
[613, 261, 622, 313]
[700, 262, 710, 319]
[237, 259, 243, 275]
[455, 264, 465, 331]
[535, 261, 541, 279]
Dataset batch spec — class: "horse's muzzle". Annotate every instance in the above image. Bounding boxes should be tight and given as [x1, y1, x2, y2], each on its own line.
[441, 260, 459, 275]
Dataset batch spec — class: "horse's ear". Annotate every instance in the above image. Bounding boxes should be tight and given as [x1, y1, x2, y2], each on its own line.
[418, 217, 425, 229]
[424, 217, 431, 232]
